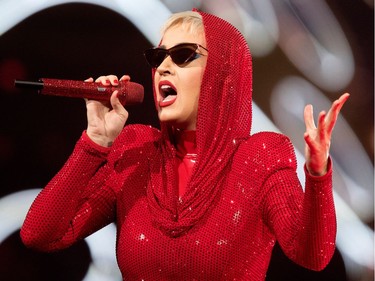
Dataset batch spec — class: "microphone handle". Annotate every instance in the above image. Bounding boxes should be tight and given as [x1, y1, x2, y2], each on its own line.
[14, 78, 144, 106]
[42, 78, 143, 105]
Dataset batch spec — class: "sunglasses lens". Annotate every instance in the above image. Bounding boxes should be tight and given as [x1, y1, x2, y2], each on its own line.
[144, 44, 201, 68]
[170, 45, 197, 65]
[144, 49, 168, 68]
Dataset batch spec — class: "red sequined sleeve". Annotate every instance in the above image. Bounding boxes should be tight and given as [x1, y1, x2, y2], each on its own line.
[260, 133, 336, 271]
[20, 131, 116, 252]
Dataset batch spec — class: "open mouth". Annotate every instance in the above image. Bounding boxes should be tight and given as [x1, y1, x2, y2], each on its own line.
[159, 82, 177, 107]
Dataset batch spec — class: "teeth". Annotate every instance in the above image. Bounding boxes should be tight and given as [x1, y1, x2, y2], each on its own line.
[161, 85, 171, 90]
[160, 84, 176, 98]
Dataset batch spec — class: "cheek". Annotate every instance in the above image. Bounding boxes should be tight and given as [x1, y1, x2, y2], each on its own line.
[153, 76, 161, 98]
[185, 69, 204, 96]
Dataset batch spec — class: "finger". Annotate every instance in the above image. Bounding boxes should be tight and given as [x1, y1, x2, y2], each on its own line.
[304, 132, 317, 153]
[304, 104, 316, 130]
[338, 92, 350, 105]
[119, 75, 131, 82]
[84, 77, 94, 82]
[95, 76, 110, 85]
[317, 110, 327, 140]
[110, 91, 128, 119]
[110, 91, 123, 110]
[325, 108, 339, 135]
[332, 93, 350, 115]
[327, 93, 350, 117]
[326, 93, 350, 134]
[106, 75, 119, 86]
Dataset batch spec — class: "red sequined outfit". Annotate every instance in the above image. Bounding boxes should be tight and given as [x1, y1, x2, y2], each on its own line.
[21, 10, 337, 281]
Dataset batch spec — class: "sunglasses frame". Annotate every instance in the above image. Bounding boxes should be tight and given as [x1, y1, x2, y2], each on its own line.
[144, 43, 208, 68]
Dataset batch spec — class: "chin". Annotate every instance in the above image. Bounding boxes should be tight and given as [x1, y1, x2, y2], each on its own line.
[158, 113, 176, 125]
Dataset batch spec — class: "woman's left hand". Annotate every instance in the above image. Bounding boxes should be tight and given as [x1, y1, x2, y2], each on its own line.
[303, 93, 350, 176]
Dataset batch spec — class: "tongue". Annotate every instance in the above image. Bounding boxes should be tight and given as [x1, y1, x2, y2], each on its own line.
[160, 95, 177, 107]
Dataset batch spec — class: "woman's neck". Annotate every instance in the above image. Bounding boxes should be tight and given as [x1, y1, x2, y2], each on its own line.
[174, 129, 197, 157]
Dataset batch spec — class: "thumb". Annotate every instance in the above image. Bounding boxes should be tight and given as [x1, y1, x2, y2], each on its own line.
[111, 91, 128, 119]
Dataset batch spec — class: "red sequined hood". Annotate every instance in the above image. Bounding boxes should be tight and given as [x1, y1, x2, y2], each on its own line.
[148, 9, 253, 237]
[196, 10, 252, 151]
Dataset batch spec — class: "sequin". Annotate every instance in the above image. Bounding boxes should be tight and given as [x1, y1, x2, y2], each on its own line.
[232, 210, 241, 223]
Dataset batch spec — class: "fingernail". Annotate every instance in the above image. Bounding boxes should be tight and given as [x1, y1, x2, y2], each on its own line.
[114, 79, 119, 84]
[105, 79, 110, 84]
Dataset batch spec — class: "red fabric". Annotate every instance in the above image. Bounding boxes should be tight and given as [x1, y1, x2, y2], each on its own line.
[21, 10, 337, 281]
[174, 130, 197, 197]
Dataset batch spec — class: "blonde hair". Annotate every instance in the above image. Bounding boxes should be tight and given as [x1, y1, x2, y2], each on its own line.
[161, 11, 204, 36]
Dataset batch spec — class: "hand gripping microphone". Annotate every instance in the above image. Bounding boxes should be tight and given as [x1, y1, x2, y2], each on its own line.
[14, 78, 144, 106]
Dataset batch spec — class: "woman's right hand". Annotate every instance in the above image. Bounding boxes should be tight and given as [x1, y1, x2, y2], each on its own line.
[84, 75, 130, 147]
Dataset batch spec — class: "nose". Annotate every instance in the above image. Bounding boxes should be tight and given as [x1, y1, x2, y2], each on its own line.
[156, 55, 174, 76]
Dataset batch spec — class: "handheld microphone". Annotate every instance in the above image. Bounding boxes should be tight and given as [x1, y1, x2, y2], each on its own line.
[14, 78, 144, 106]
